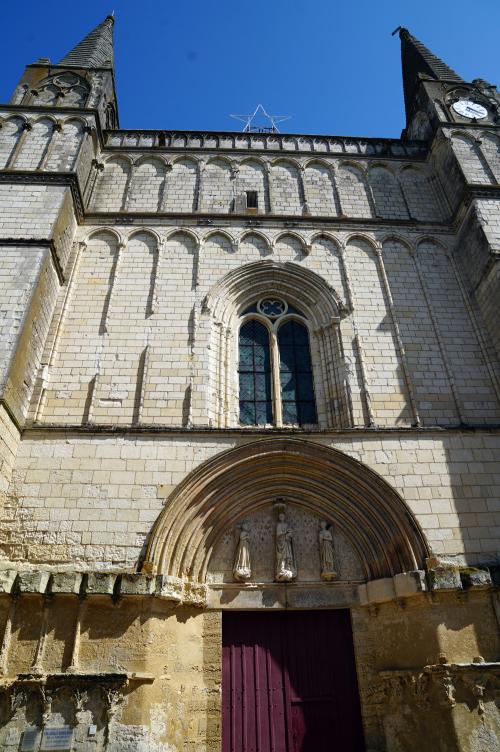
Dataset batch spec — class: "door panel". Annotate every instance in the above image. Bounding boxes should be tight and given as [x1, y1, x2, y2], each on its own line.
[222, 610, 365, 752]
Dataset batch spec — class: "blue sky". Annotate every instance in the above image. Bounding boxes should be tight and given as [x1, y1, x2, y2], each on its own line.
[1, 0, 499, 138]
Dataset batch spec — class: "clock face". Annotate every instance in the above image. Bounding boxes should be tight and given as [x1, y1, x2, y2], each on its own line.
[452, 100, 488, 120]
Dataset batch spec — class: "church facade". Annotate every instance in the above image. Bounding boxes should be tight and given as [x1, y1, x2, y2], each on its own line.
[0, 15, 499, 751]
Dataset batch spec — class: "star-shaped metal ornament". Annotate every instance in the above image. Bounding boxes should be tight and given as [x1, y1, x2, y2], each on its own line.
[230, 104, 291, 133]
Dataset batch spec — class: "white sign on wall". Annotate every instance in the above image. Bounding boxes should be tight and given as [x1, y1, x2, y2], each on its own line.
[21, 728, 41, 752]
[40, 727, 74, 751]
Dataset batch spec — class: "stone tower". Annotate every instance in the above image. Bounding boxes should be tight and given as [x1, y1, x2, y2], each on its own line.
[0, 16, 499, 752]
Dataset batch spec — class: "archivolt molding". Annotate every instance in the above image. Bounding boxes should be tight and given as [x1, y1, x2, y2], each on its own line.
[273, 230, 308, 253]
[201, 229, 236, 252]
[84, 227, 124, 247]
[165, 227, 200, 248]
[309, 230, 341, 247]
[126, 227, 162, 247]
[203, 259, 344, 326]
[343, 232, 378, 252]
[415, 235, 450, 255]
[237, 229, 272, 253]
[132, 153, 170, 168]
[380, 233, 415, 254]
[145, 438, 430, 581]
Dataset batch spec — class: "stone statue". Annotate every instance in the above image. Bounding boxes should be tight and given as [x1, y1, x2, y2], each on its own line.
[275, 509, 297, 582]
[319, 520, 338, 580]
[233, 524, 251, 581]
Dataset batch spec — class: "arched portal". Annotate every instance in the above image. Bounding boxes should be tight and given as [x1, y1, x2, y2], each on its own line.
[145, 438, 429, 582]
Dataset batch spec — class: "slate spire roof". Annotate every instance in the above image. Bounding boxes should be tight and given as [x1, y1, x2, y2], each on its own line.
[59, 15, 115, 69]
[399, 28, 463, 116]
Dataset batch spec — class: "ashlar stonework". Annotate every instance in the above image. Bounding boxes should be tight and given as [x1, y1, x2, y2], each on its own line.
[0, 15, 499, 752]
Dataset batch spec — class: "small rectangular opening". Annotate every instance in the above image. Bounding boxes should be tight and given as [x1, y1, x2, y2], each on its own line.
[246, 191, 258, 209]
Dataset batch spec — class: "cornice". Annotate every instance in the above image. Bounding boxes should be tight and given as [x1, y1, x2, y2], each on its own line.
[103, 128, 429, 160]
[0, 170, 84, 222]
[0, 237, 64, 283]
[22, 423, 500, 437]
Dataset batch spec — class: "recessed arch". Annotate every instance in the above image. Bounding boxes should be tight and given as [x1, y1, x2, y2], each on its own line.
[204, 259, 342, 326]
[271, 156, 302, 170]
[415, 235, 449, 253]
[206, 154, 233, 167]
[145, 438, 430, 581]
[166, 227, 200, 249]
[238, 230, 272, 256]
[102, 153, 133, 166]
[203, 229, 236, 252]
[133, 154, 168, 168]
[31, 114, 59, 126]
[127, 227, 161, 246]
[304, 157, 334, 171]
[172, 153, 200, 165]
[368, 161, 397, 176]
[381, 233, 415, 254]
[310, 230, 340, 247]
[85, 227, 123, 246]
[61, 115, 89, 128]
[344, 232, 378, 251]
[338, 159, 367, 174]
[240, 155, 268, 168]
[273, 230, 307, 253]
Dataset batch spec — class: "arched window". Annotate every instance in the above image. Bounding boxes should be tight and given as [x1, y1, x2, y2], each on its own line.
[238, 299, 317, 426]
[278, 320, 316, 425]
[239, 320, 273, 426]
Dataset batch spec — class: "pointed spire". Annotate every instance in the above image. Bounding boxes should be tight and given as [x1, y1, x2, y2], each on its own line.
[399, 28, 463, 116]
[59, 15, 115, 69]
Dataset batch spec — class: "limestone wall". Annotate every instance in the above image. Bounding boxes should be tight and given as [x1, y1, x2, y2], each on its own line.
[0, 582, 497, 751]
[0, 407, 20, 511]
[32, 223, 500, 429]
[0, 595, 221, 752]
[86, 151, 450, 221]
[2, 431, 498, 569]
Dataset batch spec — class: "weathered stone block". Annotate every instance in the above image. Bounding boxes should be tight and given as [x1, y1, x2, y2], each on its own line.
[120, 573, 155, 596]
[366, 577, 395, 604]
[16, 570, 50, 594]
[156, 575, 183, 602]
[0, 569, 18, 594]
[85, 572, 117, 596]
[183, 581, 207, 607]
[50, 572, 83, 594]
[428, 568, 461, 591]
[460, 568, 492, 589]
[358, 583, 368, 606]
[393, 570, 427, 598]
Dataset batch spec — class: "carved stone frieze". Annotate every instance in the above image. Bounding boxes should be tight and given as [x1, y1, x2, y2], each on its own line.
[377, 662, 500, 716]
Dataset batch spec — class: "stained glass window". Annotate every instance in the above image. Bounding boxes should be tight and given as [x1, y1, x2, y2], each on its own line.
[278, 320, 317, 425]
[239, 320, 273, 425]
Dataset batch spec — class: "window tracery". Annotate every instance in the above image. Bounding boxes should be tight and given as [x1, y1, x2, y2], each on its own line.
[238, 299, 317, 427]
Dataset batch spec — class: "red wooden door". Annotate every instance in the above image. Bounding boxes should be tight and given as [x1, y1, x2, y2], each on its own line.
[222, 610, 365, 752]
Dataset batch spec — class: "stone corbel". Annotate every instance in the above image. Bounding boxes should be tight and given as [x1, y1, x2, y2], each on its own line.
[103, 685, 125, 748]
[40, 686, 53, 726]
[8, 686, 27, 719]
[72, 688, 89, 726]
[430, 667, 457, 708]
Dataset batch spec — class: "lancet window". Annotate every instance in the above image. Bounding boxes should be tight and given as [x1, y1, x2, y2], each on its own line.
[238, 299, 317, 427]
